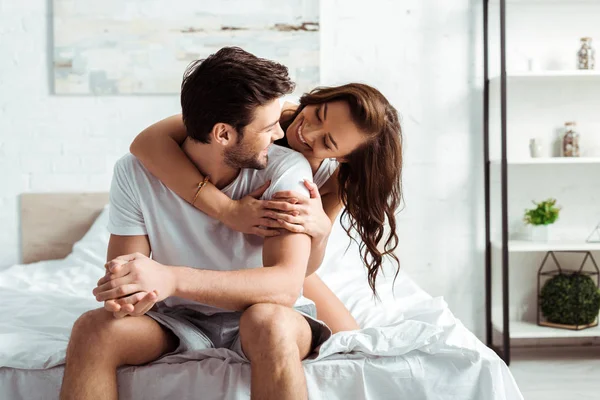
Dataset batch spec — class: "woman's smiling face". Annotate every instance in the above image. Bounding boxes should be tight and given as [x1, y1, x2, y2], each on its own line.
[285, 100, 367, 162]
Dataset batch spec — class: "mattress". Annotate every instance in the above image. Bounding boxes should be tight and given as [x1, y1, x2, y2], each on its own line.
[0, 207, 523, 399]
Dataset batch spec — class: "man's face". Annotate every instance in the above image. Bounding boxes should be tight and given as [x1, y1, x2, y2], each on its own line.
[224, 99, 284, 169]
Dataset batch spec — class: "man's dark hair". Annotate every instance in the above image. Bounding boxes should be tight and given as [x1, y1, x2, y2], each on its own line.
[180, 47, 295, 143]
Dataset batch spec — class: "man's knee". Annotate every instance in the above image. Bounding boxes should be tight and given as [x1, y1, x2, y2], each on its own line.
[239, 303, 303, 360]
[70, 309, 113, 344]
[67, 309, 122, 363]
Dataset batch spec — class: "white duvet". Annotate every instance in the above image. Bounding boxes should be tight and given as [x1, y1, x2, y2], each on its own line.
[0, 208, 523, 399]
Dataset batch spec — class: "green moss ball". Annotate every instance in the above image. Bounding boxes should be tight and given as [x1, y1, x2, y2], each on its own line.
[540, 273, 600, 325]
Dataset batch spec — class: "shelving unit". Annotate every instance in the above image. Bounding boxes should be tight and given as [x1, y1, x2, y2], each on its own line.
[490, 157, 600, 165]
[483, 0, 600, 365]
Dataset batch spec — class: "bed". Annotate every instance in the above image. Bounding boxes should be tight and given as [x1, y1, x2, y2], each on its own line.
[0, 193, 523, 399]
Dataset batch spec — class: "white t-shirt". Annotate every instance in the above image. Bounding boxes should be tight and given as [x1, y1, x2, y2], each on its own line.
[107, 145, 313, 314]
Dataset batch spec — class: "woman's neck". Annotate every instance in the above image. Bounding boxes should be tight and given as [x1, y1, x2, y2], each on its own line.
[307, 157, 324, 175]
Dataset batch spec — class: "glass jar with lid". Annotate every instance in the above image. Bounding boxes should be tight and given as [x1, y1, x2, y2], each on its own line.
[562, 122, 580, 157]
[578, 37, 595, 70]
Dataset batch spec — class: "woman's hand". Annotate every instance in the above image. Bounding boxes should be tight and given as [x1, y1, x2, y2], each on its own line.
[221, 180, 283, 238]
[263, 180, 331, 239]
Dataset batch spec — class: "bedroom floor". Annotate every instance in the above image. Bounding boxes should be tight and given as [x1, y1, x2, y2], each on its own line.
[510, 346, 600, 400]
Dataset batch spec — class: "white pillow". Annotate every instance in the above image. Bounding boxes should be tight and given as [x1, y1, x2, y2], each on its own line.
[67, 205, 110, 268]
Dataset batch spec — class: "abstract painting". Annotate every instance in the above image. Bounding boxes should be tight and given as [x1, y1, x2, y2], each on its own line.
[52, 0, 319, 95]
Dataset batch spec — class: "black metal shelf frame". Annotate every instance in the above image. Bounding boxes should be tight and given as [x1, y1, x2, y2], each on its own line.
[483, 0, 510, 364]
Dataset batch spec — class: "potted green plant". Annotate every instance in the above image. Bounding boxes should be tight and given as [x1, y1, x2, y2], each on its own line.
[523, 198, 561, 241]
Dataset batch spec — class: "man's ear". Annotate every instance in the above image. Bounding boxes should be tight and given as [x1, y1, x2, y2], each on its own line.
[211, 123, 236, 145]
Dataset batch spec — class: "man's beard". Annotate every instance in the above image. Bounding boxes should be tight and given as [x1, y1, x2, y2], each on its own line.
[224, 141, 268, 170]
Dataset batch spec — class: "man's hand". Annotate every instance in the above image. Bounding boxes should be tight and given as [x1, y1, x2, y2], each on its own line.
[93, 253, 175, 303]
[98, 255, 162, 319]
[105, 290, 159, 319]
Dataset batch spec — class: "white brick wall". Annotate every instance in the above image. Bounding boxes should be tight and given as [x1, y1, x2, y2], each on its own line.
[0, 0, 181, 267]
[0, 0, 486, 337]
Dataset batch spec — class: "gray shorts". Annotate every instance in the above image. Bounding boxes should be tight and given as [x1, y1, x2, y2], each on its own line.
[146, 303, 332, 363]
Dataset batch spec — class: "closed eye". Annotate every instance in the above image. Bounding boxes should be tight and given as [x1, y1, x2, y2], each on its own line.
[323, 136, 330, 150]
[315, 106, 322, 122]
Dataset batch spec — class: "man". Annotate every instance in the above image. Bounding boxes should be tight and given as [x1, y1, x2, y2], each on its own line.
[60, 47, 331, 400]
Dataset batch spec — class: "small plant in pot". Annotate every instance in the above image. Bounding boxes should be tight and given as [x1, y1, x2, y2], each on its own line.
[523, 198, 561, 241]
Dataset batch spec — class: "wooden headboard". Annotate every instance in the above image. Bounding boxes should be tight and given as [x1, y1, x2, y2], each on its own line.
[21, 193, 109, 263]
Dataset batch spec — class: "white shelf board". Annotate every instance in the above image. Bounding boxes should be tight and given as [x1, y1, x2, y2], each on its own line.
[490, 157, 600, 165]
[492, 240, 600, 252]
[492, 319, 600, 339]
[490, 70, 600, 83]
[491, 0, 600, 4]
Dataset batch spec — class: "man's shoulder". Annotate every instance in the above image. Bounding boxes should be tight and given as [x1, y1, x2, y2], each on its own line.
[256, 145, 312, 200]
[111, 154, 160, 196]
[114, 153, 140, 168]
[113, 153, 148, 177]
[266, 145, 309, 171]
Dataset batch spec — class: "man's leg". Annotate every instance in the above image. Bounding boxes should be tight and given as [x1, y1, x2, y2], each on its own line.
[239, 303, 314, 400]
[60, 308, 177, 400]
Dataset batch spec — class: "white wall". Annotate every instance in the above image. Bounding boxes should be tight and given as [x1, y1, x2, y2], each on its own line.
[0, 0, 485, 337]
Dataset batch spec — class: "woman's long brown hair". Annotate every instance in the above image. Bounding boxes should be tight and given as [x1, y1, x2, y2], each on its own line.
[277, 83, 403, 296]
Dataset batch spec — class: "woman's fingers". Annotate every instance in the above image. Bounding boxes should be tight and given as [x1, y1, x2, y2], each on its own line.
[275, 219, 305, 233]
[273, 190, 303, 200]
[262, 200, 298, 212]
[303, 179, 321, 199]
[266, 212, 301, 224]
[259, 218, 305, 234]
[259, 218, 284, 228]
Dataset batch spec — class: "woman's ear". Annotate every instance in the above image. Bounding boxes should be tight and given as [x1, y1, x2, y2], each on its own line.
[212, 123, 234, 145]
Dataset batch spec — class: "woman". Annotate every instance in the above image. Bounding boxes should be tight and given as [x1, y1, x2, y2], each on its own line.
[129, 83, 403, 333]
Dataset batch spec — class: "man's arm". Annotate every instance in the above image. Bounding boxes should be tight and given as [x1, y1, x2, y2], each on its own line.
[107, 234, 150, 261]
[97, 150, 313, 311]
[96, 231, 311, 311]
[172, 231, 311, 310]
[101, 234, 157, 317]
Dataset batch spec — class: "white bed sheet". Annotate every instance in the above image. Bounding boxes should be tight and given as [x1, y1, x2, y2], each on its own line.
[0, 208, 523, 399]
